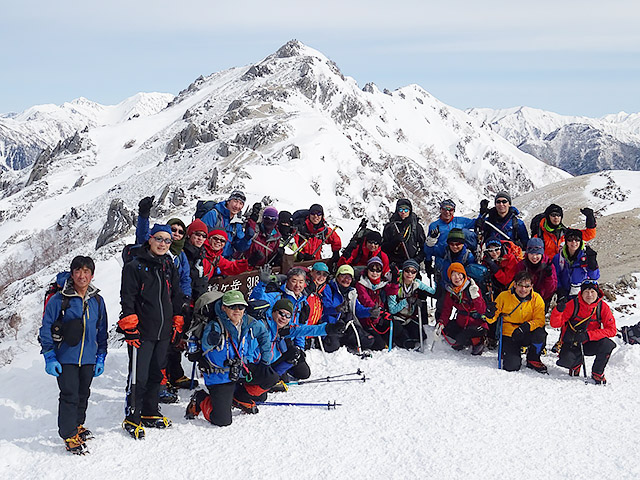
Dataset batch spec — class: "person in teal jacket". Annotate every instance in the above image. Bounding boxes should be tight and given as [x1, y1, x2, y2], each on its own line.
[39, 256, 108, 455]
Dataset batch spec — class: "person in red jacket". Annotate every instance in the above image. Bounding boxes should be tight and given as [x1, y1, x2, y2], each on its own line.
[438, 263, 489, 355]
[515, 237, 557, 309]
[550, 280, 616, 384]
[482, 239, 521, 296]
[203, 230, 253, 276]
[338, 230, 390, 274]
[294, 204, 342, 262]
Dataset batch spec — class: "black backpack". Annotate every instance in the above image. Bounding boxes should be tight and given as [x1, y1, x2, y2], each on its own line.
[194, 200, 217, 220]
[529, 213, 545, 238]
[620, 323, 640, 345]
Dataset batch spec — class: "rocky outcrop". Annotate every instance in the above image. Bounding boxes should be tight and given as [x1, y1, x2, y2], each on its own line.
[95, 199, 135, 249]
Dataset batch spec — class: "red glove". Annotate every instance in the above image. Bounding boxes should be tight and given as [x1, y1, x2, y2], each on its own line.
[171, 315, 185, 343]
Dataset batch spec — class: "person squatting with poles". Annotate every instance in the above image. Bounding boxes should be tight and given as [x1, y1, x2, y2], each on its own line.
[40, 256, 108, 455]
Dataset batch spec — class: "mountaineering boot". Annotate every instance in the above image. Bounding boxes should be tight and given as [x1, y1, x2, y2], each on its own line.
[569, 365, 581, 377]
[591, 372, 607, 385]
[172, 376, 198, 389]
[141, 414, 172, 428]
[526, 360, 548, 374]
[64, 433, 88, 455]
[158, 385, 179, 404]
[232, 397, 259, 414]
[122, 419, 146, 440]
[185, 390, 208, 419]
[77, 425, 94, 442]
[485, 337, 498, 350]
[471, 342, 485, 356]
[551, 340, 562, 354]
[269, 380, 289, 393]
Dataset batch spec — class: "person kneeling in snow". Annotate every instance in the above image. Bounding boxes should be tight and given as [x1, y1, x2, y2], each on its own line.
[437, 263, 489, 355]
[40, 256, 108, 455]
[550, 280, 616, 384]
[486, 271, 548, 373]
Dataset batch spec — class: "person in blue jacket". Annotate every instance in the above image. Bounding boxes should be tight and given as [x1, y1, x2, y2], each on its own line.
[476, 191, 529, 248]
[423, 199, 476, 278]
[201, 190, 253, 259]
[39, 256, 108, 455]
[553, 229, 600, 301]
[184, 290, 274, 425]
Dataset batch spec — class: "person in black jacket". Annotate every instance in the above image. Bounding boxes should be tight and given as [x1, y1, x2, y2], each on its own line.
[382, 199, 426, 266]
[119, 224, 185, 440]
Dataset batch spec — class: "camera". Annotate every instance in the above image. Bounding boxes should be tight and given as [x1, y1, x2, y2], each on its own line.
[225, 357, 242, 382]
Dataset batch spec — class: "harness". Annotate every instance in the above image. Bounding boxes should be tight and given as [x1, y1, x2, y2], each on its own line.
[567, 300, 602, 333]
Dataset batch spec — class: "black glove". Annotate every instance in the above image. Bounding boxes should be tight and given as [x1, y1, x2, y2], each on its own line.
[369, 306, 381, 319]
[475, 217, 486, 232]
[470, 312, 484, 320]
[325, 320, 346, 335]
[247, 250, 265, 268]
[556, 297, 567, 313]
[485, 258, 499, 274]
[424, 261, 434, 277]
[541, 263, 553, 278]
[138, 196, 154, 218]
[249, 202, 262, 222]
[331, 251, 340, 263]
[207, 329, 222, 347]
[485, 301, 497, 318]
[585, 245, 598, 271]
[390, 264, 400, 284]
[574, 330, 590, 344]
[511, 322, 530, 341]
[416, 289, 431, 300]
[258, 265, 274, 284]
[479, 199, 489, 216]
[581, 208, 596, 229]
[279, 344, 303, 366]
[299, 253, 315, 261]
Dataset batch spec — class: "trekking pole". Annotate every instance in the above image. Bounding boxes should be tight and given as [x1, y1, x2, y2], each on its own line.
[257, 400, 341, 409]
[484, 219, 511, 241]
[388, 317, 394, 352]
[293, 369, 364, 383]
[417, 300, 424, 352]
[428, 274, 434, 310]
[125, 347, 138, 418]
[579, 341, 589, 384]
[430, 323, 442, 351]
[497, 315, 504, 370]
[346, 320, 371, 359]
[393, 223, 410, 260]
[189, 360, 197, 390]
[287, 375, 367, 386]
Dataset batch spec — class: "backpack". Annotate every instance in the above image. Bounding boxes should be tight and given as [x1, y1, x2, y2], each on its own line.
[122, 244, 142, 266]
[292, 209, 309, 226]
[529, 213, 545, 238]
[466, 263, 492, 303]
[620, 323, 640, 345]
[501, 240, 525, 261]
[462, 228, 478, 254]
[342, 221, 374, 262]
[195, 200, 217, 220]
[41, 273, 71, 345]
[186, 290, 226, 346]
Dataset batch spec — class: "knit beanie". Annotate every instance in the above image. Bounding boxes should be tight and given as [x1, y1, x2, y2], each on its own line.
[447, 228, 466, 245]
[273, 298, 294, 315]
[495, 191, 512, 204]
[167, 218, 187, 255]
[187, 219, 208, 236]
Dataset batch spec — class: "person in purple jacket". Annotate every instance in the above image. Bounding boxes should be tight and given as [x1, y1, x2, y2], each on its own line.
[552, 229, 600, 302]
[516, 237, 558, 311]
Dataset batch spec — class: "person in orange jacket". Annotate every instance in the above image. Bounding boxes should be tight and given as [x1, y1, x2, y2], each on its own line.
[550, 280, 616, 384]
[531, 204, 596, 259]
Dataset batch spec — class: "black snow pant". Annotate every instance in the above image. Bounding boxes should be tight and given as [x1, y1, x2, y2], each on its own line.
[557, 338, 616, 375]
[501, 327, 547, 372]
[443, 322, 486, 348]
[234, 363, 281, 404]
[165, 344, 186, 384]
[201, 382, 236, 427]
[57, 364, 95, 439]
[125, 338, 169, 423]
[332, 323, 377, 352]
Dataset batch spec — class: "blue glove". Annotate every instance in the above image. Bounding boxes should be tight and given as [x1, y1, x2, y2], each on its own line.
[94, 353, 106, 377]
[44, 351, 62, 377]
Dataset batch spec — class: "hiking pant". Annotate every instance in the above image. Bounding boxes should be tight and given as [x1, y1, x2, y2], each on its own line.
[557, 338, 616, 375]
[234, 363, 281, 405]
[388, 319, 422, 349]
[125, 339, 169, 423]
[501, 327, 547, 372]
[199, 382, 236, 427]
[341, 323, 377, 351]
[443, 322, 486, 348]
[57, 364, 95, 439]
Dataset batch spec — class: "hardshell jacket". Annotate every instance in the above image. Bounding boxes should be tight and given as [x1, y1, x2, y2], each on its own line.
[264, 314, 327, 370]
[422, 216, 475, 263]
[200, 301, 271, 386]
[515, 256, 558, 301]
[381, 212, 426, 265]
[487, 288, 546, 337]
[552, 244, 600, 297]
[387, 278, 435, 319]
[534, 216, 596, 259]
[433, 243, 476, 288]
[439, 279, 487, 329]
[203, 242, 250, 276]
[201, 200, 252, 258]
[244, 219, 282, 267]
[294, 217, 342, 260]
[550, 292, 616, 342]
[120, 245, 183, 341]
[321, 280, 372, 327]
[338, 239, 390, 274]
[480, 206, 529, 248]
[183, 242, 210, 302]
[40, 279, 108, 366]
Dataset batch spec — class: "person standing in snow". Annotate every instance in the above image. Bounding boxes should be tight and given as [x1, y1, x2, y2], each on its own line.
[381, 198, 426, 267]
[243, 204, 283, 267]
[530, 204, 597, 259]
[119, 224, 185, 439]
[476, 191, 529, 248]
[294, 204, 342, 262]
[515, 237, 557, 310]
[201, 190, 253, 259]
[550, 280, 616, 384]
[39, 256, 108, 455]
[486, 270, 548, 373]
[338, 230, 391, 275]
[552, 229, 600, 301]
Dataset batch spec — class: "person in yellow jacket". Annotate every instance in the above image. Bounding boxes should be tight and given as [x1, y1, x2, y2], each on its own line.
[486, 270, 548, 373]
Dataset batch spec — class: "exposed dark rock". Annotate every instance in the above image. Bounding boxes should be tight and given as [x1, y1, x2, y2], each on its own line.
[95, 199, 135, 249]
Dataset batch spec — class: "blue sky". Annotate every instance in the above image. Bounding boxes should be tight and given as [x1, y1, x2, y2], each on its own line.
[1, 1, 639, 117]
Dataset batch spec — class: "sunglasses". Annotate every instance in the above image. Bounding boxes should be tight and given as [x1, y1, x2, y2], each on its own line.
[171, 227, 184, 235]
[192, 232, 207, 239]
[369, 266, 383, 272]
[516, 283, 533, 289]
[152, 236, 172, 245]
[226, 304, 246, 311]
[398, 207, 410, 213]
[549, 213, 562, 218]
[441, 207, 455, 212]
[486, 247, 501, 253]
[566, 237, 580, 243]
[404, 268, 417, 275]
[366, 240, 380, 246]
[263, 215, 278, 222]
[310, 211, 323, 216]
[495, 199, 509, 205]
[209, 236, 226, 243]
[276, 310, 292, 319]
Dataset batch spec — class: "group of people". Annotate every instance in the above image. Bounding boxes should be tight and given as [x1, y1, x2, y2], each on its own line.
[39, 188, 617, 455]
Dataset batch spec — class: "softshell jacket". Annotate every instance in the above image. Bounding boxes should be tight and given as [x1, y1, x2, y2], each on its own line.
[486, 288, 546, 338]
[321, 280, 372, 327]
[515, 256, 558, 301]
[433, 244, 476, 288]
[480, 206, 529, 248]
[200, 301, 271, 385]
[338, 239, 390, 274]
[550, 292, 616, 342]
[40, 276, 107, 366]
[552, 244, 600, 297]
[423, 216, 475, 264]
[439, 279, 487, 329]
[136, 214, 192, 298]
[355, 276, 399, 328]
[120, 245, 183, 341]
[534, 217, 596, 259]
[265, 315, 328, 374]
[250, 281, 309, 348]
[304, 280, 328, 326]
[387, 276, 435, 320]
[201, 201, 252, 258]
[381, 212, 426, 265]
[183, 242, 209, 302]
[245, 218, 282, 267]
[294, 217, 342, 260]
